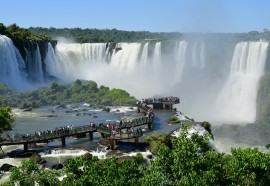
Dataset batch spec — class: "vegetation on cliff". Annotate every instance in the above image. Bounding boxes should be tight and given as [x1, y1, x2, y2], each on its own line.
[4, 125, 270, 186]
[0, 23, 54, 59]
[0, 79, 136, 108]
[257, 73, 270, 124]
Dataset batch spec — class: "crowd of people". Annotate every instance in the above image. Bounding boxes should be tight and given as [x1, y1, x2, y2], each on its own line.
[4, 115, 153, 143]
[137, 96, 180, 105]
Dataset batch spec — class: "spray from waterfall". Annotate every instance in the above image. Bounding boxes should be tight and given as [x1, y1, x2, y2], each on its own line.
[215, 41, 269, 123]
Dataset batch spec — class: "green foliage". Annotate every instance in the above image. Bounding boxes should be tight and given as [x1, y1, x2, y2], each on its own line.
[29, 27, 183, 43]
[6, 159, 60, 186]
[0, 80, 137, 108]
[145, 134, 169, 154]
[257, 74, 270, 124]
[0, 107, 14, 134]
[134, 153, 144, 164]
[102, 107, 110, 112]
[5, 128, 270, 185]
[169, 115, 180, 123]
[0, 23, 52, 59]
[201, 121, 213, 138]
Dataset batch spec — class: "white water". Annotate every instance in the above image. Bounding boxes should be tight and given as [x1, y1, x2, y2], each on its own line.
[174, 41, 188, 84]
[1, 36, 269, 123]
[0, 35, 31, 89]
[41, 40, 269, 123]
[215, 41, 269, 123]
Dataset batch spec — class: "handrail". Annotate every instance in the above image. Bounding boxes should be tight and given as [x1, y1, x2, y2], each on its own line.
[0, 110, 153, 145]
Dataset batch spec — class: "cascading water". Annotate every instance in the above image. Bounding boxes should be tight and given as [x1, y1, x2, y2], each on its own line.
[215, 41, 269, 123]
[1, 35, 269, 123]
[44, 40, 268, 123]
[174, 41, 188, 84]
[0, 35, 31, 89]
[110, 42, 141, 70]
[140, 42, 149, 65]
[46, 43, 108, 81]
[25, 43, 44, 83]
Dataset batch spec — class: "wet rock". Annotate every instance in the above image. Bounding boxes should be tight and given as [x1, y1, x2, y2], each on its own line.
[52, 163, 63, 170]
[83, 153, 93, 160]
[7, 150, 35, 158]
[107, 150, 124, 157]
[0, 163, 14, 172]
[23, 108, 32, 112]
[30, 153, 46, 164]
[117, 156, 134, 163]
[40, 114, 57, 118]
[146, 154, 153, 159]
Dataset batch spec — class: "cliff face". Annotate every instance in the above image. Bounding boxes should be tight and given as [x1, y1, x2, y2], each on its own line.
[0, 23, 57, 83]
[257, 47, 270, 124]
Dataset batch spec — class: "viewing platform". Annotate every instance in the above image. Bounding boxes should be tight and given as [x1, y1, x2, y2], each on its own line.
[137, 96, 180, 110]
[0, 114, 153, 151]
[0, 96, 177, 152]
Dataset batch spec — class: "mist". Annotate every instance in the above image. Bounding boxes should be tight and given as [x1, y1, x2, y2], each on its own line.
[42, 38, 269, 124]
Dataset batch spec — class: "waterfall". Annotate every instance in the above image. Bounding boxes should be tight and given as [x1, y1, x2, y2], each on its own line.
[45, 43, 59, 78]
[110, 43, 141, 70]
[0, 35, 30, 89]
[25, 44, 44, 83]
[191, 41, 205, 68]
[1, 36, 267, 123]
[140, 42, 149, 65]
[215, 41, 269, 123]
[51, 43, 108, 81]
[174, 41, 188, 84]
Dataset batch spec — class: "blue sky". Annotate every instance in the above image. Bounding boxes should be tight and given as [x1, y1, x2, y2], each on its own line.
[1, 0, 269, 33]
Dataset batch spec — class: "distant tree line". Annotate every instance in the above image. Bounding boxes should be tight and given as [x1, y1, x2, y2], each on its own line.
[29, 27, 183, 43]
[0, 80, 137, 109]
[28, 27, 270, 43]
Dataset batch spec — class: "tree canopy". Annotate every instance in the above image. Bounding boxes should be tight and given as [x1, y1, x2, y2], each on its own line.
[0, 80, 137, 108]
[0, 107, 14, 134]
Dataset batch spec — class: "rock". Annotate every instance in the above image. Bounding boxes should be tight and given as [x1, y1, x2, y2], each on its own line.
[0, 163, 14, 172]
[23, 108, 32, 112]
[40, 114, 57, 118]
[83, 153, 93, 160]
[7, 150, 35, 158]
[52, 163, 63, 170]
[30, 153, 46, 164]
[146, 154, 153, 159]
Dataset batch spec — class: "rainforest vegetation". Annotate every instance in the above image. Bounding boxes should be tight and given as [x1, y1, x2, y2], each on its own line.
[0, 23, 54, 59]
[0, 80, 137, 108]
[29, 27, 270, 43]
[3, 125, 270, 186]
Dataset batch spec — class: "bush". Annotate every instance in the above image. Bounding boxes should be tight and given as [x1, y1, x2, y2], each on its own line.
[134, 153, 144, 164]
[169, 115, 180, 123]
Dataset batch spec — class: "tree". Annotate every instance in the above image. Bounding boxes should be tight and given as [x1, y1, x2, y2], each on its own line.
[0, 107, 14, 134]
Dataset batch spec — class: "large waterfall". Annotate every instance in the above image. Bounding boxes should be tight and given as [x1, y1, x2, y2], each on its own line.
[215, 42, 269, 123]
[0, 35, 31, 89]
[0, 34, 269, 123]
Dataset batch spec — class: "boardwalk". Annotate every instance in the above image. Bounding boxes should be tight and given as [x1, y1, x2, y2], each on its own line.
[0, 96, 179, 151]
[1, 115, 153, 151]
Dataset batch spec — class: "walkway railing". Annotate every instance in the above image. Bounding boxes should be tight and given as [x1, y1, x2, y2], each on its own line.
[1, 115, 153, 145]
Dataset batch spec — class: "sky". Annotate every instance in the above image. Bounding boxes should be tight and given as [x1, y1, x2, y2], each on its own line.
[1, 0, 269, 33]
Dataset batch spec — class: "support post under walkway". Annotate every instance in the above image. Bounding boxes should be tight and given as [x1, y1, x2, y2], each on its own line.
[23, 143, 28, 151]
[89, 131, 93, 140]
[61, 137, 66, 147]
